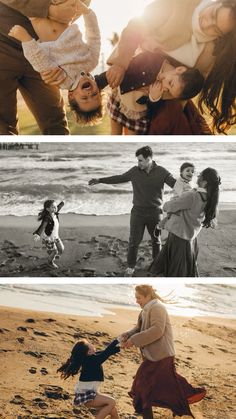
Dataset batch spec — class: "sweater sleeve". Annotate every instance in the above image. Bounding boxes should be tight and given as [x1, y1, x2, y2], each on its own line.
[82, 9, 101, 71]
[99, 167, 134, 184]
[0, 0, 50, 17]
[95, 339, 120, 364]
[164, 171, 176, 188]
[22, 39, 59, 72]
[57, 201, 64, 212]
[130, 305, 167, 347]
[164, 191, 194, 213]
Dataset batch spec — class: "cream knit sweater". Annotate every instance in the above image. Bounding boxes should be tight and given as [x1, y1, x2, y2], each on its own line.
[22, 9, 100, 90]
[128, 299, 175, 362]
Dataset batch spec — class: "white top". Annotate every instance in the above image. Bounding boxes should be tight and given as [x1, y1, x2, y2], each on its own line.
[22, 10, 101, 90]
[75, 380, 100, 394]
[172, 176, 192, 198]
[50, 214, 59, 239]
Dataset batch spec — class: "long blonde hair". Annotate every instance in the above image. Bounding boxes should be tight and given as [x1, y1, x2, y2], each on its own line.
[135, 284, 173, 304]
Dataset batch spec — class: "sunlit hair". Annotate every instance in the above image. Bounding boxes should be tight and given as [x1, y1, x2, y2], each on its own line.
[201, 168, 221, 228]
[179, 68, 204, 100]
[57, 339, 90, 380]
[68, 91, 105, 127]
[135, 285, 174, 304]
[37, 199, 55, 221]
[135, 146, 153, 159]
[199, 0, 236, 133]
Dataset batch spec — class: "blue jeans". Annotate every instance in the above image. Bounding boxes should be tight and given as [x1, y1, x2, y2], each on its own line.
[127, 207, 161, 268]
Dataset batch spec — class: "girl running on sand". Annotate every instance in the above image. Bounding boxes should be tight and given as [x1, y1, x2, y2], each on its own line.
[33, 200, 64, 269]
[58, 338, 120, 418]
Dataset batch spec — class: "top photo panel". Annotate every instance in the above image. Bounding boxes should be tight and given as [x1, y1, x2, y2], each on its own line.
[0, 0, 235, 136]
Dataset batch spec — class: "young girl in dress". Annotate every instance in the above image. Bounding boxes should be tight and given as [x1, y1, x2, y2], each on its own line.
[58, 338, 120, 418]
[33, 200, 64, 269]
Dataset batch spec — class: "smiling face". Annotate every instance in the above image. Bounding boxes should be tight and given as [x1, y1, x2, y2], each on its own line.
[135, 291, 152, 309]
[159, 66, 187, 99]
[199, 4, 235, 38]
[181, 166, 195, 182]
[68, 74, 101, 112]
[46, 202, 57, 214]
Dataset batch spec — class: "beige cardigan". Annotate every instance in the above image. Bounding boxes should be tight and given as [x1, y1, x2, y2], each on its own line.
[127, 299, 175, 362]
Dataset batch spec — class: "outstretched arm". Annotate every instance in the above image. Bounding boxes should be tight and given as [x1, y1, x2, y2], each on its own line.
[89, 168, 134, 185]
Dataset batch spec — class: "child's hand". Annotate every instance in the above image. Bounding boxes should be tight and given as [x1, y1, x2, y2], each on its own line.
[49, 0, 78, 24]
[33, 234, 40, 242]
[75, 0, 90, 16]
[8, 25, 33, 42]
[106, 64, 125, 88]
[149, 79, 164, 102]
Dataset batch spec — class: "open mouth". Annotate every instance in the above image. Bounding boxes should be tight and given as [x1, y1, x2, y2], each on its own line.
[82, 81, 91, 90]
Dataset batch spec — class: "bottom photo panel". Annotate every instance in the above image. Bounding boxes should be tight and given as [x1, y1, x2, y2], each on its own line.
[0, 282, 235, 419]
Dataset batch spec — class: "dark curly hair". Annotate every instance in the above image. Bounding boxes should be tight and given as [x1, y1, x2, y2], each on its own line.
[68, 92, 105, 126]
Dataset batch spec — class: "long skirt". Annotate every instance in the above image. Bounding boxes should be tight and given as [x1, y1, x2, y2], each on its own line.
[149, 233, 199, 277]
[129, 357, 206, 417]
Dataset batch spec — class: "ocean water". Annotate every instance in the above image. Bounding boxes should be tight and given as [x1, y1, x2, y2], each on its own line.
[0, 142, 236, 217]
[0, 283, 235, 319]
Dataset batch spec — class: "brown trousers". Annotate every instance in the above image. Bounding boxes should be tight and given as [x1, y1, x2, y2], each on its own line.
[0, 38, 69, 135]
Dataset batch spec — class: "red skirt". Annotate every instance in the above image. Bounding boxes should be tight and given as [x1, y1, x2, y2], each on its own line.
[129, 357, 206, 417]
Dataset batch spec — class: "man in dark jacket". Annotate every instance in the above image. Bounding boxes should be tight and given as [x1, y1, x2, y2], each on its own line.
[89, 146, 176, 276]
[0, 0, 72, 135]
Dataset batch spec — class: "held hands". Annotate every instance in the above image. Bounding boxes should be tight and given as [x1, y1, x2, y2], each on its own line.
[40, 68, 66, 86]
[8, 25, 33, 42]
[106, 64, 126, 89]
[121, 339, 134, 349]
[33, 234, 40, 242]
[88, 178, 100, 186]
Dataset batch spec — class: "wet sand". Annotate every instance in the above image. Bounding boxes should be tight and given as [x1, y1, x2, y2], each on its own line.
[0, 210, 236, 277]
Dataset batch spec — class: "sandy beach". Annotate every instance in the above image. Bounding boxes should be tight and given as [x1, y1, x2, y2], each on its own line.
[0, 305, 235, 419]
[0, 209, 236, 277]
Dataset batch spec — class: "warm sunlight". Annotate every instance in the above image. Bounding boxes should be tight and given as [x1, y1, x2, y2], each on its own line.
[78, 0, 150, 66]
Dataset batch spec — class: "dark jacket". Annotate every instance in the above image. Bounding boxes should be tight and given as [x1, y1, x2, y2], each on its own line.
[99, 162, 176, 211]
[95, 50, 167, 94]
[33, 201, 64, 237]
[79, 339, 120, 382]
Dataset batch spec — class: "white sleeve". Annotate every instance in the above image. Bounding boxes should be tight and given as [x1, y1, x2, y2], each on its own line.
[22, 39, 72, 89]
[83, 9, 101, 69]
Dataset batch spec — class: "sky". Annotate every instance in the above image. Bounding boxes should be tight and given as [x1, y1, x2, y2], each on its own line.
[78, 0, 150, 69]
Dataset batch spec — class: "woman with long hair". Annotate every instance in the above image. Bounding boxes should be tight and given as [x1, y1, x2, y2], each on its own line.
[149, 167, 221, 277]
[121, 285, 206, 419]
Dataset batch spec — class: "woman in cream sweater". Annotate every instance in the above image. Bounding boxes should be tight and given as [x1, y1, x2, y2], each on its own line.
[121, 285, 206, 419]
[149, 167, 221, 277]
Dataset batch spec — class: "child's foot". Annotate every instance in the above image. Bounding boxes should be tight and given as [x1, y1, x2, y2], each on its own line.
[49, 260, 58, 269]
